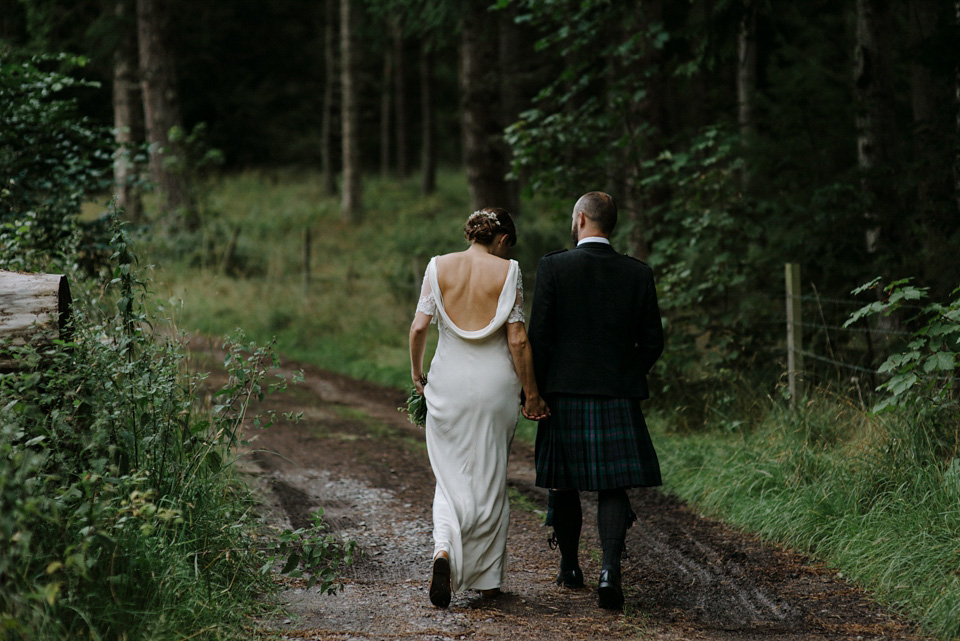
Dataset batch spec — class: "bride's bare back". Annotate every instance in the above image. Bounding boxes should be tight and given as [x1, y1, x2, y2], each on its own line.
[436, 251, 510, 331]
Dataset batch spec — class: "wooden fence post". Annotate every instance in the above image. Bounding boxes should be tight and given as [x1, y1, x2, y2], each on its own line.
[785, 262, 803, 405]
[303, 227, 312, 293]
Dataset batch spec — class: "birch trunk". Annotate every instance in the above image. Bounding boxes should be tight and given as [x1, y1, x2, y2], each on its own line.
[0, 271, 72, 369]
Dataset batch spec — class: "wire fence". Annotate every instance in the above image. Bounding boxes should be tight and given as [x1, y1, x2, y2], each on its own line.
[780, 264, 957, 404]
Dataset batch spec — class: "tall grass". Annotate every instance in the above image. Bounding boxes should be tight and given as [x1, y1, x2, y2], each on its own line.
[650, 390, 960, 639]
[0, 229, 288, 639]
[141, 168, 570, 388]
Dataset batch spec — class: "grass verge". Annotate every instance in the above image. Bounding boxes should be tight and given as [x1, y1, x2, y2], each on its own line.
[650, 392, 960, 639]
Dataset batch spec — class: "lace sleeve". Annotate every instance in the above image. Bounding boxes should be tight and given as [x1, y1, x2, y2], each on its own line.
[507, 264, 524, 324]
[416, 265, 437, 322]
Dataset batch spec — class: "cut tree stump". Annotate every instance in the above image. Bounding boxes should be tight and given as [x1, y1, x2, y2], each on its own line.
[0, 270, 72, 370]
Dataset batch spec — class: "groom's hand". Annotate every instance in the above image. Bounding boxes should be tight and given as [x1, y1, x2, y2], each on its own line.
[521, 395, 550, 421]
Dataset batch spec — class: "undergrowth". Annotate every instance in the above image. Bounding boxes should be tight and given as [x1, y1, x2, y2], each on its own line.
[2, 58, 356, 640]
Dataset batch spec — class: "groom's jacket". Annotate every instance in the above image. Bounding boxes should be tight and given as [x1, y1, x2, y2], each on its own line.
[528, 242, 664, 400]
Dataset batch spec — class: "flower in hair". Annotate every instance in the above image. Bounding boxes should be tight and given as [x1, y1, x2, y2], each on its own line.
[471, 210, 500, 226]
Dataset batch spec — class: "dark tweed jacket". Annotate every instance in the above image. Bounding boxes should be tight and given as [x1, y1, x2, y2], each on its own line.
[528, 242, 664, 400]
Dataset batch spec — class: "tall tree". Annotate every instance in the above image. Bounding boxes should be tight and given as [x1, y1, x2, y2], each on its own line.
[420, 41, 437, 195]
[380, 34, 393, 175]
[137, 0, 195, 228]
[496, 3, 523, 212]
[321, 0, 339, 196]
[340, 0, 362, 221]
[460, 1, 512, 212]
[363, 0, 459, 195]
[626, 0, 670, 261]
[854, 0, 897, 255]
[736, 0, 757, 193]
[954, 0, 960, 214]
[908, 0, 952, 276]
[393, 21, 410, 177]
[112, 0, 142, 221]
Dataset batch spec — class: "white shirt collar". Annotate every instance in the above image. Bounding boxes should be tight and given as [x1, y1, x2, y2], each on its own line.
[577, 236, 611, 247]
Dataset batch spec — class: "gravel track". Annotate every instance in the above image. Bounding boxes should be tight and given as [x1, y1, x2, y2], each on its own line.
[199, 351, 928, 641]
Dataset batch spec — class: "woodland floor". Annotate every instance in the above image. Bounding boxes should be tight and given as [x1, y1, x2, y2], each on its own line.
[193, 342, 932, 641]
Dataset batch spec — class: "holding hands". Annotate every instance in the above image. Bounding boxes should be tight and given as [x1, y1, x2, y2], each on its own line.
[522, 393, 550, 421]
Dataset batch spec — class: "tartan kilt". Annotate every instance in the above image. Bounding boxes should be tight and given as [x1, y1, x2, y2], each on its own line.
[535, 394, 661, 491]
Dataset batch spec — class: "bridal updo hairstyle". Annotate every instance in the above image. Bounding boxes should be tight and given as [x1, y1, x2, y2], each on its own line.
[464, 208, 517, 247]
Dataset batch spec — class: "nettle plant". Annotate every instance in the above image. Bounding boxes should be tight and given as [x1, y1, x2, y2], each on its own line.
[846, 278, 960, 414]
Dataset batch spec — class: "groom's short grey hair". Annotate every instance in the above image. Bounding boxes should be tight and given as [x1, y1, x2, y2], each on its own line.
[574, 191, 617, 235]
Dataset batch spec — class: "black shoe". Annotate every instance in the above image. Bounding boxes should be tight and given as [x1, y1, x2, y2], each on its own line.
[597, 568, 624, 610]
[429, 553, 451, 608]
[555, 566, 584, 588]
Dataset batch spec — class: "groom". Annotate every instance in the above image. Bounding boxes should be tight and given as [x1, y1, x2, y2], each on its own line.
[528, 191, 664, 610]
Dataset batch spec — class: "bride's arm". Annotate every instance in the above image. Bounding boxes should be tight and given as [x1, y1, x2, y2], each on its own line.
[410, 311, 431, 395]
[507, 322, 550, 420]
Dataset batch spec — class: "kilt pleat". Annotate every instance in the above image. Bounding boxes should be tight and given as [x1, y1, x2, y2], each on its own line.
[535, 395, 661, 491]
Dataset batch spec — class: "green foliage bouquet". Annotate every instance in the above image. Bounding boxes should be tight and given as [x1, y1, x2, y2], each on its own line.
[400, 388, 427, 427]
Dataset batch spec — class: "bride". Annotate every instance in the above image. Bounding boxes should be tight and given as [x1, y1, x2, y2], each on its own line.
[409, 207, 549, 608]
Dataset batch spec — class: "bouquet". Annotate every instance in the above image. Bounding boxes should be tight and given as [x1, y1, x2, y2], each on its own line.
[400, 387, 427, 428]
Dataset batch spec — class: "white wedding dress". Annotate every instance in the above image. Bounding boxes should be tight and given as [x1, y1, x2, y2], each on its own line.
[416, 255, 524, 592]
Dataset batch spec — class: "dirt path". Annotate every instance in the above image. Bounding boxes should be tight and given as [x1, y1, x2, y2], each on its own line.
[205, 350, 929, 641]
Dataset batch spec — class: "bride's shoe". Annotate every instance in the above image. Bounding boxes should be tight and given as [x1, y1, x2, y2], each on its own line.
[478, 588, 501, 598]
[429, 551, 452, 608]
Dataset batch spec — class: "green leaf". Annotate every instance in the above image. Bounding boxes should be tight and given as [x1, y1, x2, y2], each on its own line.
[923, 352, 955, 373]
[280, 553, 300, 575]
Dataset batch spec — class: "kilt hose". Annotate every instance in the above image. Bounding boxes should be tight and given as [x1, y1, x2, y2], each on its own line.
[535, 394, 661, 491]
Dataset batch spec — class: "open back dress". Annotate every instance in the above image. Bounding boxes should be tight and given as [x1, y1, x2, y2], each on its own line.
[416, 255, 524, 592]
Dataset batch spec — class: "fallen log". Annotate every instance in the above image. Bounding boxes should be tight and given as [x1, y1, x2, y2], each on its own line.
[0, 270, 72, 370]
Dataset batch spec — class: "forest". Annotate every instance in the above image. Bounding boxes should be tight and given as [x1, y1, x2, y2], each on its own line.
[2, 0, 960, 639]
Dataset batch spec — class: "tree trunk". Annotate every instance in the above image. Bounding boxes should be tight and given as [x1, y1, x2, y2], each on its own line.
[497, 4, 522, 213]
[420, 42, 437, 196]
[909, 0, 950, 277]
[321, 0, 338, 196]
[380, 40, 393, 175]
[626, 0, 667, 261]
[137, 0, 195, 229]
[460, 3, 511, 212]
[737, 0, 757, 193]
[854, 0, 897, 254]
[340, 0, 362, 222]
[0, 271, 72, 369]
[393, 22, 409, 178]
[112, 0, 143, 222]
[955, 0, 960, 214]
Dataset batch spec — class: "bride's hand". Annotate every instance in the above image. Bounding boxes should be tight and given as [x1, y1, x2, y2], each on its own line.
[521, 394, 550, 421]
[413, 372, 426, 395]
